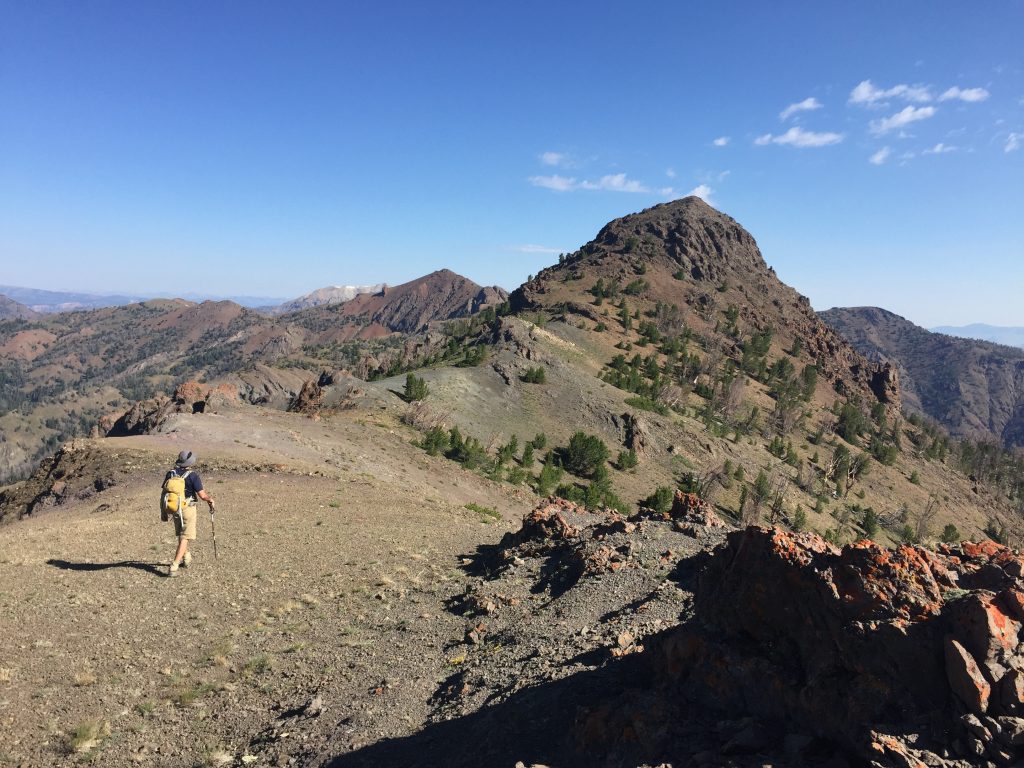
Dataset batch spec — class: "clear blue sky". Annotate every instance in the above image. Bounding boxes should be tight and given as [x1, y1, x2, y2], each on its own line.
[2, 1, 1022, 325]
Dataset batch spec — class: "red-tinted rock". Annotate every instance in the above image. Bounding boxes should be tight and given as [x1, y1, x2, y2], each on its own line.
[518, 499, 583, 542]
[648, 527, 1024, 762]
[945, 636, 992, 715]
[949, 592, 1022, 661]
[669, 491, 725, 526]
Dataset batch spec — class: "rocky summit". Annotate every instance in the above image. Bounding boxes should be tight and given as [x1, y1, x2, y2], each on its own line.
[514, 197, 900, 410]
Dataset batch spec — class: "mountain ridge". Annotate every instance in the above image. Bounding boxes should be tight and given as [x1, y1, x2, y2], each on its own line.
[930, 322, 1024, 349]
[0, 293, 40, 320]
[0, 268, 505, 482]
[820, 305, 1024, 447]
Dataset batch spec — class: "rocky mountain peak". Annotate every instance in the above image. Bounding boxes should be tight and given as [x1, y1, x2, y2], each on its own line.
[589, 196, 768, 281]
[512, 200, 899, 410]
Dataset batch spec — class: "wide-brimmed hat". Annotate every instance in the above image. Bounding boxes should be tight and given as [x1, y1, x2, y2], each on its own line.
[175, 450, 197, 468]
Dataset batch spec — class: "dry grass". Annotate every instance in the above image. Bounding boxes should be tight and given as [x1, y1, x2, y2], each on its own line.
[206, 640, 235, 668]
[0, 667, 11, 684]
[67, 719, 111, 754]
[135, 700, 156, 716]
[268, 599, 301, 618]
[171, 681, 219, 708]
[73, 670, 97, 687]
[205, 749, 235, 767]
[242, 655, 271, 676]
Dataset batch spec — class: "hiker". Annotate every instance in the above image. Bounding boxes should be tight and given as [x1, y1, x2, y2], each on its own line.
[161, 450, 215, 576]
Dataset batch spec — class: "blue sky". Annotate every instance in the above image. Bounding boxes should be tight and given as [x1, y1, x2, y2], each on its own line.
[1, 2, 1022, 325]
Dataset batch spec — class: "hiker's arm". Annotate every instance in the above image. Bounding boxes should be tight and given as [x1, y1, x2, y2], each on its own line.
[197, 489, 215, 510]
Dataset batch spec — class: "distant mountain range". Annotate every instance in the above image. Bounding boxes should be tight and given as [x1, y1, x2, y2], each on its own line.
[0, 285, 287, 313]
[0, 278, 506, 318]
[930, 323, 1024, 349]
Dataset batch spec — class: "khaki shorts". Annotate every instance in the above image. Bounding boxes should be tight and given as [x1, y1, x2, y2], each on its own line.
[173, 504, 198, 541]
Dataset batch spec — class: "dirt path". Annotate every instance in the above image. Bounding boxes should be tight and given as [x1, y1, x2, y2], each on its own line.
[0, 408, 529, 767]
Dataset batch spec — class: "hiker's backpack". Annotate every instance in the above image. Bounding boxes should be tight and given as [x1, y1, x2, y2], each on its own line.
[161, 470, 191, 519]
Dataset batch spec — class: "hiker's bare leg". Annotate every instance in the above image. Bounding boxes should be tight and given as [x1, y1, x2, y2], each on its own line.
[173, 537, 188, 565]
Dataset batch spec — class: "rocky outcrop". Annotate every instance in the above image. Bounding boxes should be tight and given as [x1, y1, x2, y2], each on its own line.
[107, 380, 239, 437]
[649, 527, 1024, 765]
[0, 440, 127, 524]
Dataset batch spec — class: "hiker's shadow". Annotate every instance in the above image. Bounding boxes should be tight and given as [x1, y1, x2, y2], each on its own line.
[46, 559, 167, 578]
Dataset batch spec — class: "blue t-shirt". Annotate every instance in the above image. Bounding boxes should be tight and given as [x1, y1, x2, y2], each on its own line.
[165, 467, 204, 501]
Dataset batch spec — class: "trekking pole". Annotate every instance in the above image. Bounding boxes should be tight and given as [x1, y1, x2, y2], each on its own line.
[210, 509, 219, 559]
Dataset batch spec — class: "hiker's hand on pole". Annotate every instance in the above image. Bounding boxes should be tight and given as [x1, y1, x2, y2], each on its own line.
[208, 499, 216, 513]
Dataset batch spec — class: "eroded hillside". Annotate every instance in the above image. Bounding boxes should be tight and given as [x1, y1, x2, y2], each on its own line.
[821, 306, 1024, 448]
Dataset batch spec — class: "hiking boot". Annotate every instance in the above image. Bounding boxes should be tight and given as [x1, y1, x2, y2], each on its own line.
[182, 552, 192, 568]
[168, 561, 180, 577]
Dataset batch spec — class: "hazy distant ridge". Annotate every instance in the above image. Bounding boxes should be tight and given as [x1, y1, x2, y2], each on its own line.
[930, 323, 1024, 349]
[270, 284, 385, 315]
[0, 285, 287, 313]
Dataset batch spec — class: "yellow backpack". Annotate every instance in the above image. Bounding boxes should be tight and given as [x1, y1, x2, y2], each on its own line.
[161, 470, 191, 520]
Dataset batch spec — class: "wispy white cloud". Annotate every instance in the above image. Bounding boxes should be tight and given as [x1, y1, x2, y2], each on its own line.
[869, 147, 892, 165]
[923, 143, 956, 154]
[780, 97, 823, 120]
[540, 151, 567, 166]
[687, 184, 713, 201]
[869, 105, 937, 135]
[529, 172, 653, 194]
[509, 244, 563, 254]
[529, 174, 576, 191]
[579, 173, 649, 193]
[1006, 132, 1024, 153]
[712, 136, 730, 147]
[939, 86, 990, 103]
[849, 79, 932, 107]
[665, 168, 676, 178]
[754, 126, 844, 148]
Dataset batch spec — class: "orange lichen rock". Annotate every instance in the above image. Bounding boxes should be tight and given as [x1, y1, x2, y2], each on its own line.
[648, 527, 1024, 765]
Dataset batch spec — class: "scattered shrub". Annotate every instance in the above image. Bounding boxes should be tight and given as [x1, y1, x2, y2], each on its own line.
[862, 507, 879, 537]
[404, 373, 429, 401]
[617, 448, 638, 470]
[641, 486, 674, 514]
[421, 426, 449, 456]
[466, 503, 501, 523]
[624, 395, 669, 415]
[560, 432, 610, 478]
[940, 523, 961, 544]
[522, 366, 546, 384]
